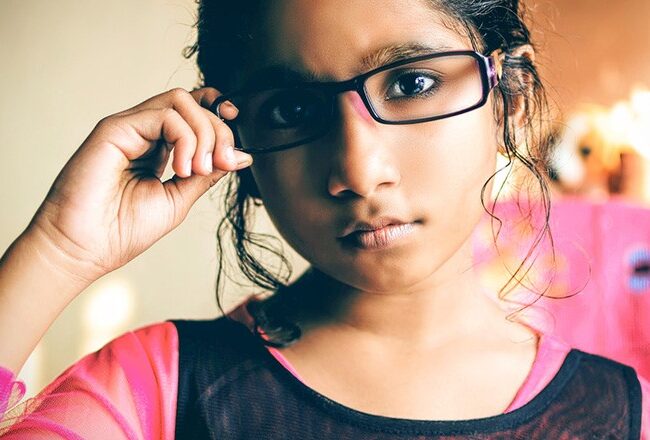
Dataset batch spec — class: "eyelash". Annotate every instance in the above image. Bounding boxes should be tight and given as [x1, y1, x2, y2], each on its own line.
[384, 69, 442, 100]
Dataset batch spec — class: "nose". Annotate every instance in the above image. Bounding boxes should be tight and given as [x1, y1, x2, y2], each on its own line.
[327, 92, 401, 199]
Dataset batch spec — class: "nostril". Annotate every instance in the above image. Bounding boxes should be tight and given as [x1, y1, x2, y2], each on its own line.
[333, 188, 360, 200]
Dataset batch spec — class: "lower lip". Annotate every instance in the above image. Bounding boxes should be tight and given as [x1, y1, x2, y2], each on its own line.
[341, 223, 418, 250]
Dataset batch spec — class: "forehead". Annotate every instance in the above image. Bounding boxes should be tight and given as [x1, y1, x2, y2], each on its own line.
[252, 0, 472, 81]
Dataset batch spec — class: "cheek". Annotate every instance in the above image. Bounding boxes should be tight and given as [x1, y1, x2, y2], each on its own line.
[391, 105, 501, 263]
[249, 153, 304, 217]
[395, 105, 500, 198]
[249, 152, 326, 247]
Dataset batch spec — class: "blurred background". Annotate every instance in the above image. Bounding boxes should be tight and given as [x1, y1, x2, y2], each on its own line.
[1, 0, 649, 396]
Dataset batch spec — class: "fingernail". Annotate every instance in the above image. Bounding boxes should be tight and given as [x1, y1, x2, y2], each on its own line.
[185, 159, 192, 176]
[222, 102, 239, 119]
[223, 145, 236, 164]
[233, 151, 253, 168]
[204, 152, 213, 172]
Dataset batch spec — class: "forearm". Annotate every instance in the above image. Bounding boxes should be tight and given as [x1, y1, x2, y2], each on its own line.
[0, 227, 96, 375]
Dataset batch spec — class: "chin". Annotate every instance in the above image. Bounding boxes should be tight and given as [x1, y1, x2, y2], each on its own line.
[324, 257, 441, 294]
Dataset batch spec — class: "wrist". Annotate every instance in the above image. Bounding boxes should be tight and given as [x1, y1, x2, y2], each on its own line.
[16, 224, 105, 294]
[0, 228, 102, 373]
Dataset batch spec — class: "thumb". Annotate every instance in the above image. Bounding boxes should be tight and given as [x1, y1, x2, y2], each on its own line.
[162, 168, 230, 224]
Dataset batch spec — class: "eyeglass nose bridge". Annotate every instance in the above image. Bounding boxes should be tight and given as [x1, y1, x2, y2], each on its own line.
[319, 76, 383, 124]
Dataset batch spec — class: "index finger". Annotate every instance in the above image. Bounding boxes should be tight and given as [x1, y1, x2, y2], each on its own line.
[190, 87, 221, 109]
[120, 87, 221, 115]
[191, 87, 239, 121]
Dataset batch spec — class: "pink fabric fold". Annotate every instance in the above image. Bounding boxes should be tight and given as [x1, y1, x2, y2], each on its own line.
[0, 366, 26, 433]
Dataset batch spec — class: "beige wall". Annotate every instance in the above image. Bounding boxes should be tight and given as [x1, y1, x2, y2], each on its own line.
[1, 0, 648, 396]
[534, 0, 650, 112]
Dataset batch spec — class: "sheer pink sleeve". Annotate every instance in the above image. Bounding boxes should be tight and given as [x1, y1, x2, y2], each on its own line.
[0, 322, 178, 439]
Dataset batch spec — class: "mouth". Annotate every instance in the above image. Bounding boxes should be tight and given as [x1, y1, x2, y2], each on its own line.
[338, 218, 421, 250]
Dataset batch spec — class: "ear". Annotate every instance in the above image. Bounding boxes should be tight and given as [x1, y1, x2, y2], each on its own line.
[506, 44, 536, 131]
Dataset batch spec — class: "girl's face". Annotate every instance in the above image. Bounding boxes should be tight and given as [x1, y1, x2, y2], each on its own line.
[247, 0, 501, 292]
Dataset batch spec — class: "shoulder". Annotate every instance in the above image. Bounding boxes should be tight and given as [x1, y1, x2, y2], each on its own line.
[588, 354, 650, 440]
[98, 321, 179, 361]
[543, 334, 649, 438]
[63, 321, 180, 387]
[52, 321, 181, 416]
[103, 294, 260, 358]
[170, 294, 267, 355]
[49, 321, 179, 384]
[171, 306, 264, 374]
[638, 374, 650, 439]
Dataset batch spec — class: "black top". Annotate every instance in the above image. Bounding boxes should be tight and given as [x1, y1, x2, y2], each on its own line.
[173, 317, 642, 439]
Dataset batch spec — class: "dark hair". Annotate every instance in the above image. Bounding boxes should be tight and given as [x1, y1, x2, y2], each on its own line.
[184, 0, 556, 346]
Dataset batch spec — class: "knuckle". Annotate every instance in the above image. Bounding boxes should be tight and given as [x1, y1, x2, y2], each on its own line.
[194, 115, 217, 144]
[159, 107, 179, 119]
[216, 123, 234, 143]
[95, 115, 112, 129]
[187, 131, 199, 147]
[168, 87, 189, 100]
[95, 115, 121, 133]
[199, 128, 216, 149]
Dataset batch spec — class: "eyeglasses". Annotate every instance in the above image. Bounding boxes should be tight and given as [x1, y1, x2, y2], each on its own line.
[212, 50, 503, 154]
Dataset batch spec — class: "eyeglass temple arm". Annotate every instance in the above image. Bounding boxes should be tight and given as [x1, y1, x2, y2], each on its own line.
[487, 49, 505, 88]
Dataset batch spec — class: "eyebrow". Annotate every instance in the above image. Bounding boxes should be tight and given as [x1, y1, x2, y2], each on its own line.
[359, 42, 453, 72]
[242, 42, 453, 89]
[241, 65, 326, 89]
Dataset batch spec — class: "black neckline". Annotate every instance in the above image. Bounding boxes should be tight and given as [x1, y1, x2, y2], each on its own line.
[231, 319, 584, 435]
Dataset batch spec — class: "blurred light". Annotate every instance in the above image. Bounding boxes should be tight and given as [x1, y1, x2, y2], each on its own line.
[17, 343, 43, 400]
[629, 88, 650, 158]
[598, 88, 650, 159]
[553, 87, 650, 202]
[83, 281, 133, 329]
[80, 280, 134, 355]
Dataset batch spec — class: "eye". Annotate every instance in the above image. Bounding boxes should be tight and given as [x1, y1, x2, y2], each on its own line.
[385, 71, 440, 99]
[258, 91, 322, 129]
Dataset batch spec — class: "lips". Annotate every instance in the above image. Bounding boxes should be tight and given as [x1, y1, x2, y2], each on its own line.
[338, 217, 419, 250]
[338, 217, 410, 238]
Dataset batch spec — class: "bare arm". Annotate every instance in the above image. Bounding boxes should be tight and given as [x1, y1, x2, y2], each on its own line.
[0, 87, 250, 376]
[0, 227, 95, 375]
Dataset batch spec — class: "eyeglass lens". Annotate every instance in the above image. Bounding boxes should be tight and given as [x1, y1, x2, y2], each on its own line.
[365, 54, 483, 121]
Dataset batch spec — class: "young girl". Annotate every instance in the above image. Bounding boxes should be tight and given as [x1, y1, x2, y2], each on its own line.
[0, 0, 648, 438]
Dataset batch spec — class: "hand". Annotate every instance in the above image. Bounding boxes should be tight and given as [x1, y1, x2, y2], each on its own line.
[27, 87, 251, 284]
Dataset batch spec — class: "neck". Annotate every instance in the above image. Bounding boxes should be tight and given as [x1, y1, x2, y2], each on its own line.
[291, 241, 529, 350]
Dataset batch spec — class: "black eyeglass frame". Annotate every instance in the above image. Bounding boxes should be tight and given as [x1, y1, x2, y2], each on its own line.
[211, 49, 503, 154]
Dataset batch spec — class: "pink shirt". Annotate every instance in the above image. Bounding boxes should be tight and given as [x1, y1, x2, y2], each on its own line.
[1, 305, 649, 438]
